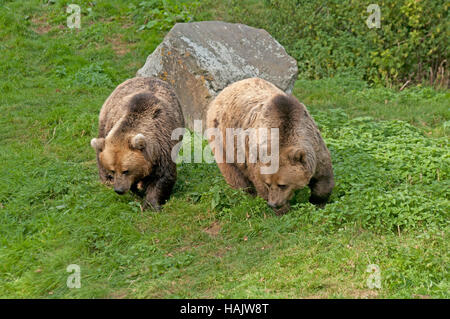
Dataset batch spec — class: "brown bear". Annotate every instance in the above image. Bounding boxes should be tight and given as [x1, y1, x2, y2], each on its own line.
[206, 78, 334, 214]
[90, 77, 184, 210]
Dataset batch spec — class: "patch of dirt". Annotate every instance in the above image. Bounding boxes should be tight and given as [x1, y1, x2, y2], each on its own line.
[302, 294, 323, 299]
[203, 221, 221, 237]
[347, 289, 379, 299]
[32, 16, 52, 34]
[175, 244, 202, 253]
[303, 289, 379, 299]
[213, 246, 232, 259]
[107, 289, 129, 299]
[107, 34, 130, 57]
[121, 22, 134, 29]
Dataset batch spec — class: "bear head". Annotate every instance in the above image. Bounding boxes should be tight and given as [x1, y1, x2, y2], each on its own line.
[260, 145, 316, 210]
[91, 133, 151, 195]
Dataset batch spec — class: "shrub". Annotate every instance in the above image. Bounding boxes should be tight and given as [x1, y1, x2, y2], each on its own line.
[197, 0, 449, 87]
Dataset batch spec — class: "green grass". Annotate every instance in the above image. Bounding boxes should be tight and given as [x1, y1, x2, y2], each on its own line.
[0, 0, 448, 298]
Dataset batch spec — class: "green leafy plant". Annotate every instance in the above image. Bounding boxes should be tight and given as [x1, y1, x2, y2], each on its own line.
[72, 63, 113, 87]
[196, 0, 449, 87]
[131, 0, 198, 31]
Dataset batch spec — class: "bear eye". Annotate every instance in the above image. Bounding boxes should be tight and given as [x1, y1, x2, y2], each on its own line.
[278, 184, 287, 190]
[122, 170, 129, 175]
[111, 170, 115, 174]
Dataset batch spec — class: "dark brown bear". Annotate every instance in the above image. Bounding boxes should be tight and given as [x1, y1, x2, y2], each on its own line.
[91, 77, 184, 210]
[206, 78, 334, 214]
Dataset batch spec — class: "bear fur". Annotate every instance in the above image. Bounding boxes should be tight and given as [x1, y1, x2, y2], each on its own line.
[206, 78, 334, 214]
[91, 77, 184, 210]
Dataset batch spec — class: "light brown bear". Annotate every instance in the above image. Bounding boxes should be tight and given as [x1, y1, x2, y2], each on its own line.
[90, 77, 184, 210]
[206, 78, 334, 214]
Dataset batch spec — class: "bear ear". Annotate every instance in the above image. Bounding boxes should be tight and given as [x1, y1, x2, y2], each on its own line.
[287, 147, 306, 164]
[286, 147, 316, 173]
[90, 138, 105, 152]
[131, 133, 146, 150]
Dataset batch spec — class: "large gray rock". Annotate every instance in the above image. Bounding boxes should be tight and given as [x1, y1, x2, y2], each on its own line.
[137, 21, 298, 129]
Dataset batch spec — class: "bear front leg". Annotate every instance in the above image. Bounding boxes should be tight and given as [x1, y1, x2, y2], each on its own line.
[308, 175, 334, 207]
[96, 153, 111, 185]
[142, 167, 176, 211]
[143, 187, 163, 211]
[252, 179, 268, 201]
[217, 162, 253, 193]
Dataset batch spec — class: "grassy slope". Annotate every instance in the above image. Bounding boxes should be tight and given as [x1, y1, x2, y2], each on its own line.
[0, 1, 448, 298]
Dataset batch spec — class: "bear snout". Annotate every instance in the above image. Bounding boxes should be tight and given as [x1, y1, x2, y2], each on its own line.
[114, 187, 127, 195]
[268, 200, 285, 209]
